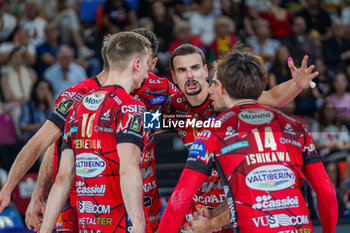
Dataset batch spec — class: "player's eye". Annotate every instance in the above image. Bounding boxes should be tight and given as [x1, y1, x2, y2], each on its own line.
[192, 65, 200, 70]
[177, 68, 185, 73]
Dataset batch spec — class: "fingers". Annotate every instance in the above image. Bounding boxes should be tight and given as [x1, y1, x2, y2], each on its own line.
[0, 198, 8, 214]
[309, 71, 319, 80]
[307, 64, 315, 74]
[287, 57, 296, 72]
[301, 55, 308, 69]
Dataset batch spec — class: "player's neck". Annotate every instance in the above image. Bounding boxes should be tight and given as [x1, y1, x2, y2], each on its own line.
[226, 98, 259, 108]
[96, 70, 109, 86]
[104, 69, 134, 94]
[186, 85, 209, 107]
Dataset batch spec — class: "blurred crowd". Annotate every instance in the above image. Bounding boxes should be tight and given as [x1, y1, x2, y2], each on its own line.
[1, 0, 350, 223]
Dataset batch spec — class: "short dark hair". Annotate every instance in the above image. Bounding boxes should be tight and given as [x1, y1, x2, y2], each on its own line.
[132, 28, 158, 58]
[106, 32, 151, 70]
[170, 44, 205, 71]
[101, 35, 112, 70]
[217, 51, 267, 100]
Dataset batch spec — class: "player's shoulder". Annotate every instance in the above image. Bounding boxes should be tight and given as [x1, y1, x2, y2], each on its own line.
[169, 91, 186, 104]
[57, 77, 99, 99]
[146, 72, 178, 92]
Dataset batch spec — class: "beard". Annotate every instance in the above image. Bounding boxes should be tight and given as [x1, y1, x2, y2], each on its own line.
[184, 80, 202, 96]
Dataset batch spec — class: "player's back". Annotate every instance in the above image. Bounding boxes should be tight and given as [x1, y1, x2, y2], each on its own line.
[65, 85, 146, 232]
[203, 104, 317, 232]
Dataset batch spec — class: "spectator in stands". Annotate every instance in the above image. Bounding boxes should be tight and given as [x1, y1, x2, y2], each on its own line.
[1, 47, 37, 106]
[322, 19, 350, 74]
[103, 0, 138, 34]
[325, 72, 350, 126]
[1, 47, 37, 135]
[260, 0, 292, 39]
[294, 89, 318, 118]
[151, 1, 174, 52]
[311, 101, 350, 158]
[246, 18, 280, 70]
[268, 45, 291, 88]
[34, 22, 60, 78]
[169, 20, 205, 53]
[283, 16, 320, 65]
[244, 0, 270, 36]
[19, 0, 47, 48]
[220, 0, 244, 34]
[44, 45, 87, 98]
[19, 79, 53, 142]
[188, 0, 217, 46]
[55, 0, 95, 59]
[0, 26, 36, 67]
[207, 16, 238, 65]
[4, 0, 26, 19]
[314, 58, 331, 97]
[0, 1, 16, 42]
[294, 0, 332, 42]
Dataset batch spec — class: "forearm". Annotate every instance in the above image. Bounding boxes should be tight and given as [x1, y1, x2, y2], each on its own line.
[31, 145, 54, 200]
[305, 162, 338, 233]
[158, 169, 207, 233]
[120, 165, 145, 226]
[40, 175, 74, 232]
[1, 121, 61, 193]
[258, 79, 301, 108]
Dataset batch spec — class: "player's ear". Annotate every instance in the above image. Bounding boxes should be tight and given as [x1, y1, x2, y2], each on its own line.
[221, 83, 226, 95]
[133, 58, 141, 72]
[171, 71, 178, 84]
[204, 64, 209, 79]
[151, 57, 158, 70]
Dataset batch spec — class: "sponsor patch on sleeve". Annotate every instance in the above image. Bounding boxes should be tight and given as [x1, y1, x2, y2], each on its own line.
[189, 141, 206, 157]
[130, 114, 142, 132]
[58, 98, 75, 114]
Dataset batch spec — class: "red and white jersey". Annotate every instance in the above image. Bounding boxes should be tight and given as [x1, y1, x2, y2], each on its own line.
[49, 76, 101, 210]
[63, 85, 148, 232]
[164, 91, 229, 232]
[186, 104, 321, 233]
[133, 72, 178, 231]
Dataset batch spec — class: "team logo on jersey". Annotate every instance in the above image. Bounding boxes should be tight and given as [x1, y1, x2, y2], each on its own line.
[251, 214, 310, 228]
[63, 126, 78, 140]
[245, 165, 295, 191]
[238, 109, 274, 125]
[189, 141, 206, 157]
[76, 181, 106, 196]
[149, 79, 163, 84]
[130, 114, 142, 131]
[283, 123, 296, 135]
[252, 195, 299, 211]
[100, 109, 111, 121]
[150, 96, 166, 105]
[83, 92, 106, 111]
[144, 110, 161, 129]
[58, 98, 75, 114]
[78, 201, 110, 214]
[220, 141, 249, 154]
[76, 153, 106, 178]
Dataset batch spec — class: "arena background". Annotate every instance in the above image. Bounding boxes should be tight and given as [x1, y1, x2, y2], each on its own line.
[0, 0, 350, 232]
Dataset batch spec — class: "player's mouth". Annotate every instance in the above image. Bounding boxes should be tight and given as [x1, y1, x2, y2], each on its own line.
[185, 80, 199, 90]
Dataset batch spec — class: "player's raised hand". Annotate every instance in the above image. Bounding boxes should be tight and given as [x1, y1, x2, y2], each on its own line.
[288, 55, 319, 89]
[25, 196, 46, 230]
[0, 189, 11, 213]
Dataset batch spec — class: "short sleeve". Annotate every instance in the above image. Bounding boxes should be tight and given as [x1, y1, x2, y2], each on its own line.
[48, 90, 85, 131]
[185, 129, 215, 176]
[116, 101, 146, 151]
